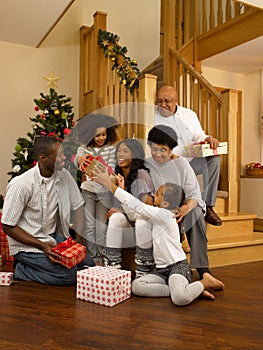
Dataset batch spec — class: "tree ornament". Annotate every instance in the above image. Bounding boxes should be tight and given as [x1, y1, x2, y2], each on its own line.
[13, 165, 21, 173]
[61, 111, 67, 119]
[43, 71, 61, 89]
[54, 109, 60, 116]
[34, 106, 39, 111]
[51, 100, 58, 110]
[15, 144, 22, 152]
[44, 109, 49, 115]
[40, 130, 47, 136]
[63, 128, 71, 135]
[23, 150, 28, 160]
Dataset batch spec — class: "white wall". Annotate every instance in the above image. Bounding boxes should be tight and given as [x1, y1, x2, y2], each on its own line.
[0, 0, 160, 195]
[203, 66, 263, 217]
[202, 66, 262, 170]
[42, 0, 161, 70]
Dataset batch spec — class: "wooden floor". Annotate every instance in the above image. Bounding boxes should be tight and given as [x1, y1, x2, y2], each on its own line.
[0, 261, 262, 350]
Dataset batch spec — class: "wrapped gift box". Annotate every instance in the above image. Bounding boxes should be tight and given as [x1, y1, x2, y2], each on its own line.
[0, 272, 13, 286]
[83, 155, 114, 177]
[185, 141, 228, 158]
[76, 266, 131, 307]
[0, 214, 14, 264]
[51, 237, 86, 269]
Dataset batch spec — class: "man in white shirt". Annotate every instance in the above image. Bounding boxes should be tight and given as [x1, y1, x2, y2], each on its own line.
[2, 136, 94, 285]
[155, 85, 222, 226]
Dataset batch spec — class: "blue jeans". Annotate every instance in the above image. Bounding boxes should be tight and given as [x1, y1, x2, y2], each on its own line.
[14, 236, 95, 285]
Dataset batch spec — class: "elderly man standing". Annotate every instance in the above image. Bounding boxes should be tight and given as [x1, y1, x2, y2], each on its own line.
[155, 85, 222, 226]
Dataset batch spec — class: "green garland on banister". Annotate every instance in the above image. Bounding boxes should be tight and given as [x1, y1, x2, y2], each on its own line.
[97, 29, 141, 93]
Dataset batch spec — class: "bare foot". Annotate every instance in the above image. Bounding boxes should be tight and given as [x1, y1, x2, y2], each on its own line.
[201, 272, 225, 291]
[201, 290, 215, 300]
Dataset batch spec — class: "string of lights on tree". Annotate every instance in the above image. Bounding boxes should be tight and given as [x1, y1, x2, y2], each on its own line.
[97, 29, 141, 92]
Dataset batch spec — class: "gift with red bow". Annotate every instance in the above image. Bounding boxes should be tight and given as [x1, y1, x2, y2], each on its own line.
[51, 237, 86, 269]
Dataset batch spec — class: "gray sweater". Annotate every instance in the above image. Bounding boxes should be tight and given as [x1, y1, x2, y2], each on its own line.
[145, 156, 206, 211]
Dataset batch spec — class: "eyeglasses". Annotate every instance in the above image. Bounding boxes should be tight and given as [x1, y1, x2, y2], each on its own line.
[156, 98, 175, 105]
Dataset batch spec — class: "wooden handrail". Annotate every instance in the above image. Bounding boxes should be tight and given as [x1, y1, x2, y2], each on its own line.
[169, 48, 222, 103]
[79, 12, 157, 141]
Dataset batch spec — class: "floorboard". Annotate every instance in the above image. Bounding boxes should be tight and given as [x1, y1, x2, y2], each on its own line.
[0, 261, 262, 350]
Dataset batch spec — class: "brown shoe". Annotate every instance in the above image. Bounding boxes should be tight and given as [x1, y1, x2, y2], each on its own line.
[205, 207, 222, 226]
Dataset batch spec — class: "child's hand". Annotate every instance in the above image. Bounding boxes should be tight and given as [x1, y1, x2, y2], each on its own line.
[79, 154, 92, 172]
[115, 174, 124, 189]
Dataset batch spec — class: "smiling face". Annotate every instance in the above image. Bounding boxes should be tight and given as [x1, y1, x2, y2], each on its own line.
[156, 86, 178, 117]
[39, 142, 66, 177]
[116, 142, 133, 170]
[93, 127, 107, 148]
[150, 142, 172, 164]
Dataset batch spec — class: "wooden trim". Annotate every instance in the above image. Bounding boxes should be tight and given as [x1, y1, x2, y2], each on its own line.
[36, 0, 76, 48]
[169, 48, 222, 103]
[254, 218, 263, 232]
[197, 8, 263, 60]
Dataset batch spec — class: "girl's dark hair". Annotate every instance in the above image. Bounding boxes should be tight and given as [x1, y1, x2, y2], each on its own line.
[115, 139, 149, 193]
[75, 114, 118, 146]
[33, 136, 61, 158]
[147, 125, 178, 149]
[162, 183, 185, 209]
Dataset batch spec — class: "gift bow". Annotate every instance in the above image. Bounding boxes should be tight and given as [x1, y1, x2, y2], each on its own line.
[54, 237, 76, 253]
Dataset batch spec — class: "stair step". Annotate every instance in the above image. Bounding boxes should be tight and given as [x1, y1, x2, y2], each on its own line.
[206, 212, 257, 238]
[214, 197, 225, 213]
[183, 232, 263, 268]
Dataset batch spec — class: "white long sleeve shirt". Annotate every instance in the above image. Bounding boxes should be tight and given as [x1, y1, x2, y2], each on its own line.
[155, 105, 209, 159]
[114, 187, 186, 268]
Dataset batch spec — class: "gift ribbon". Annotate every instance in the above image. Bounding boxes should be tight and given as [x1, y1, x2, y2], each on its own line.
[54, 237, 76, 253]
[85, 155, 114, 175]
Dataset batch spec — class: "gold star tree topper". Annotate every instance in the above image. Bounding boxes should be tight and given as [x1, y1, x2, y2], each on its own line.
[43, 71, 61, 88]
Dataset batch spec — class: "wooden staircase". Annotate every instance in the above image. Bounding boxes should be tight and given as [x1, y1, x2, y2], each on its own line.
[183, 196, 263, 268]
[78, 3, 263, 269]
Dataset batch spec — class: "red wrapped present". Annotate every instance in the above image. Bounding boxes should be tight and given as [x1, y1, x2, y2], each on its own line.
[185, 141, 228, 158]
[83, 155, 114, 176]
[0, 272, 13, 286]
[0, 214, 14, 264]
[76, 266, 131, 307]
[51, 237, 86, 269]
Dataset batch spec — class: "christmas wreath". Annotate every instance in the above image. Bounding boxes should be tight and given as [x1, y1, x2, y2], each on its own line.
[97, 29, 141, 93]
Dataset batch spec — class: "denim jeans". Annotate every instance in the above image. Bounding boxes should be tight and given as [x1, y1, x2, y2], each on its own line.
[14, 235, 95, 285]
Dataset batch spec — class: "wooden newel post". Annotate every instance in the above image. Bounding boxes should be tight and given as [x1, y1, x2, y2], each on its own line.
[93, 11, 107, 111]
[221, 89, 241, 213]
[138, 73, 157, 157]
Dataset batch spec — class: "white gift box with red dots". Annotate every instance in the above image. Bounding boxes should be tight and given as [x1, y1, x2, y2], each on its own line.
[76, 266, 131, 307]
[0, 272, 13, 286]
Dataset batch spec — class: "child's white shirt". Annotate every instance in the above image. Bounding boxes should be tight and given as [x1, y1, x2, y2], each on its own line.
[114, 187, 186, 268]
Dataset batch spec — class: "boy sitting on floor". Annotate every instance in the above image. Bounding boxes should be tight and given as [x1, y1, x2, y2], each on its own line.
[92, 168, 224, 306]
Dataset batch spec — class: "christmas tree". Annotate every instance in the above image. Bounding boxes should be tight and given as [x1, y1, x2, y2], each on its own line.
[8, 87, 80, 182]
